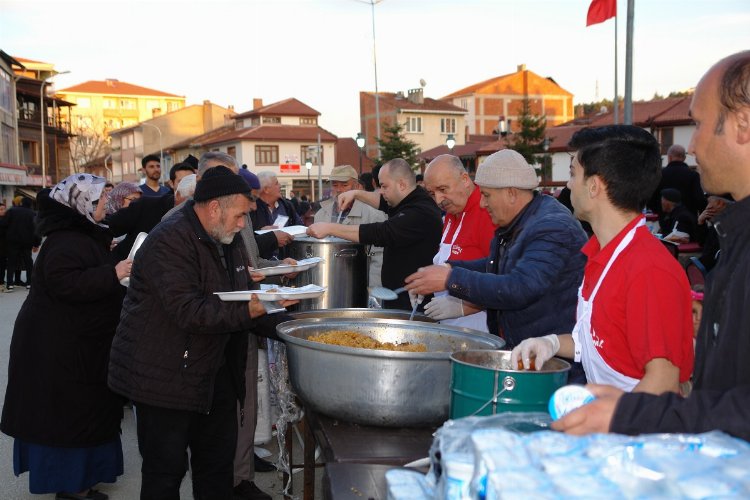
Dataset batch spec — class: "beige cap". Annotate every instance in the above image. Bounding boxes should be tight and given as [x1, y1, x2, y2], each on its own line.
[328, 165, 359, 182]
[475, 149, 539, 190]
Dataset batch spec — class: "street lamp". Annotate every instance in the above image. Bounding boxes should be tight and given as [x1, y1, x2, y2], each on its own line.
[305, 159, 313, 200]
[356, 132, 366, 174]
[141, 122, 163, 183]
[446, 134, 456, 152]
[40, 70, 70, 188]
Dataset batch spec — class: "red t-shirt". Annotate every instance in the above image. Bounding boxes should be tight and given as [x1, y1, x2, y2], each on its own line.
[445, 186, 496, 262]
[581, 216, 694, 383]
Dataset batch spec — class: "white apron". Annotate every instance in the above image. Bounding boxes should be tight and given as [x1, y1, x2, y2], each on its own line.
[433, 213, 488, 332]
[572, 219, 646, 392]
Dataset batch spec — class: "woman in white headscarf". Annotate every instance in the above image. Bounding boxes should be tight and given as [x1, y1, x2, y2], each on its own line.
[0, 174, 132, 500]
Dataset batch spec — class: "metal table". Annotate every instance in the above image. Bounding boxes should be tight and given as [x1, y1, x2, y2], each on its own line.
[285, 411, 436, 499]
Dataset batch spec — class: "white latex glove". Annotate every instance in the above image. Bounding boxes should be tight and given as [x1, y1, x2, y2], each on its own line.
[424, 295, 464, 320]
[510, 334, 561, 371]
[408, 289, 424, 309]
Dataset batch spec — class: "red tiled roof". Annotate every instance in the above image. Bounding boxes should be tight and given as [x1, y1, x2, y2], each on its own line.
[443, 68, 573, 99]
[564, 96, 693, 128]
[365, 92, 466, 113]
[164, 125, 235, 152]
[203, 125, 338, 146]
[233, 98, 320, 119]
[13, 56, 49, 65]
[545, 125, 582, 152]
[475, 139, 512, 156]
[418, 142, 488, 162]
[58, 80, 183, 98]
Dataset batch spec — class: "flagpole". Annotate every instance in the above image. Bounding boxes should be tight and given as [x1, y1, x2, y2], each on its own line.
[624, 0, 634, 124]
[614, 9, 619, 125]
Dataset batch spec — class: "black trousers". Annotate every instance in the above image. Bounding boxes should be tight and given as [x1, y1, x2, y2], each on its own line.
[135, 364, 238, 500]
[5, 243, 33, 285]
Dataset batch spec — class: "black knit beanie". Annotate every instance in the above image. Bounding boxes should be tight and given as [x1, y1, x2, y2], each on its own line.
[193, 165, 251, 202]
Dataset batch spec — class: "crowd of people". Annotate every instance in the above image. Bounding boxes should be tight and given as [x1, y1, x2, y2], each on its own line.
[0, 50, 749, 499]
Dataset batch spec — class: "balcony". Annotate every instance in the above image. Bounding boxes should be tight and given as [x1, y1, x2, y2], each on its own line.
[17, 109, 73, 134]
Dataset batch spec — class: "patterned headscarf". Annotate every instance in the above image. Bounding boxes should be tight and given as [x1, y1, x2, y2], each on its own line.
[49, 173, 107, 227]
[105, 182, 140, 214]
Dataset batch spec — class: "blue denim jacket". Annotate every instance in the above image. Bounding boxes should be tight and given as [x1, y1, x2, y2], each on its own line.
[446, 193, 588, 348]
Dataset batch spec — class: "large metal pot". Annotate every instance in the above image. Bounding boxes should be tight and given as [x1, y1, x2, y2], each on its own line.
[277, 318, 505, 427]
[288, 236, 367, 310]
[289, 308, 436, 323]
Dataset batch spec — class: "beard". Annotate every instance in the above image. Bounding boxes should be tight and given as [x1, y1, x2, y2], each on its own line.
[209, 212, 239, 244]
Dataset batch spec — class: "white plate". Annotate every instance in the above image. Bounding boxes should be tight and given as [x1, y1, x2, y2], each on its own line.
[253, 257, 324, 276]
[215, 285, 327, 301]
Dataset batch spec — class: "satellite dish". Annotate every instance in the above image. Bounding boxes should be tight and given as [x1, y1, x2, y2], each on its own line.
[419, 78, 427, 88]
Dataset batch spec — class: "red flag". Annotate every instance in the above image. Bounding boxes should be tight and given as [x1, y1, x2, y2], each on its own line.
[586, 0, 616, 26]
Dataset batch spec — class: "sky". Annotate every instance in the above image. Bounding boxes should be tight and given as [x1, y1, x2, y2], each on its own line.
[1, 0, 748, 139]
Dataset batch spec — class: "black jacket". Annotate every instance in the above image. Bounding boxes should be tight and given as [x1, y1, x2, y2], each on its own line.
[358, 186, 442, 310]
[4, 205, 41, 247]
[105, 194, 175, 263]
[250, 197, 302, 260]
[108, 201, 280, 413]
[659, 203, 698, 241]
[1, 191, 124, 447]
[648, 161, 707, 215]
[611, 195, 750, 441]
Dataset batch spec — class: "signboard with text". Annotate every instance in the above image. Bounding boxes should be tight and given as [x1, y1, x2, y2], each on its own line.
[280, 163, 300, 173]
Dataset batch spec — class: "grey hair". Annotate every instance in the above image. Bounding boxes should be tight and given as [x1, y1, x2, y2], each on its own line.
[257, 171, 277, 189]
[426, 154, 467, 177]
[175, 174, 197, 198]
[198, 151, 238, 177]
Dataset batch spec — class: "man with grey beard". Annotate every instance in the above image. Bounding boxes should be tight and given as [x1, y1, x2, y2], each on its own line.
[108, 167, 296, 499]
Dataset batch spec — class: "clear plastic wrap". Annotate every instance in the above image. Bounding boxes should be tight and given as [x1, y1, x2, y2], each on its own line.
[268, 339, 304, 496]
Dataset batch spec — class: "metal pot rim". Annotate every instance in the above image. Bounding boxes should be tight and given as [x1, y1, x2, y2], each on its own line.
[277, 318, 504, 359]
[450, 349, 572, 374]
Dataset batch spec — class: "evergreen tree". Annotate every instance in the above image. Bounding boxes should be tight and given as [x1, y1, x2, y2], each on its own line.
[376, 122, 420, 168]
[508, 98, 547, 170]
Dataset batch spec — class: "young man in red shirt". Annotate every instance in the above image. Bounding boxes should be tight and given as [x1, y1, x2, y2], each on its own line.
[512, 125, 694, 395]
[420, 154, 497, 330]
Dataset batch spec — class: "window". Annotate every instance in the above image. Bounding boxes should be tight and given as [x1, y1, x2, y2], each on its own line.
[147, 100, 160, 110]
[120, 99, 136, 109]
[76, 97, 91, 108]
[262, 116, 281, 124]
[122, 133, 134, 149]
[255, 145, 278, 165]
[405, 116, 422, 133]
[0, 70, 11, 112]
[460, 99, 468, 111]
[21, 140, 39, 164]
[659, 128, 674, 155]
[102, 98, 116, 109]
[227, 146, 236, 158]
[76, 115, 93, 129]
[441, 118, 456, 134]
[167, 101, 181, 112]
[301, 145, 324, 164]
[124, 160, 135, 175]
[300, 117, 317, 125]
[1, 124, 15, 163]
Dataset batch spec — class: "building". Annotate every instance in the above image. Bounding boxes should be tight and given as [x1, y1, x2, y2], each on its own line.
[108, 101, 234, 183]
[442, 64, 574, 136]
[56, 79, 186, 171]
[0, 51, 24, 205]
[360, 88, 467, 161]
[420, 96, 696, 187]
[176, 98, 338, 200]
[4, 55, 74, 198]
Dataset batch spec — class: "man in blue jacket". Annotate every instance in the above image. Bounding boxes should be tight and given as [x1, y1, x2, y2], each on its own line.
[406, 149, 587, 349]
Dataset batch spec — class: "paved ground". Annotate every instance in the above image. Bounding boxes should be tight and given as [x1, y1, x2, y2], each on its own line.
[0, 285, 322, 499]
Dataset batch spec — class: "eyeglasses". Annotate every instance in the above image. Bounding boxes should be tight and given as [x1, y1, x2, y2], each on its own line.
[124, 196, 140, 202]
[567, 151, 577, 167]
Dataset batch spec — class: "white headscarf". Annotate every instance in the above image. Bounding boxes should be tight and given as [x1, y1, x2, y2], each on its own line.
[49, 173, 107, 227]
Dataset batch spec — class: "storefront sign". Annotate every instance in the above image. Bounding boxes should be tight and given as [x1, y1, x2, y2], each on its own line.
[280, 163, 300, 173]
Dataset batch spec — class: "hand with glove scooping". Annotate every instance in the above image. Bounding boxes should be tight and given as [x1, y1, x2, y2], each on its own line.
[510, 334, 561, 371]
[424, 295, 464, 320]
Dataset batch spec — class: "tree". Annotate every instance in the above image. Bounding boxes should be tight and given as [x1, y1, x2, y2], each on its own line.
[376, 122, 420, 169]
[508, 98, 547, 170]
[69, 117, 111, 173]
